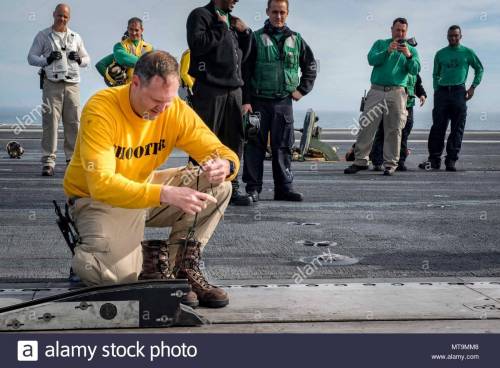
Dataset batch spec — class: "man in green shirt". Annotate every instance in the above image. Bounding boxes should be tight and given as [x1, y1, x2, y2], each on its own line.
[345, 18, 421, 176]
[419, 25, 484, 172]
[95, 18, 153, 86]
[242, 0, 317, 202]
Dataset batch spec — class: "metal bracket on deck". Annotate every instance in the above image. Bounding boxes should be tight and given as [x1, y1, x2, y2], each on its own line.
[0, 280, 208, 331]
[295, 109, 339, 162]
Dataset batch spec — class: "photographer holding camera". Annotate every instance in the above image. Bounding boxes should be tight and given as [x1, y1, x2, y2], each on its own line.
[28, 3, 90, 176]
[345, 17, 420, 176]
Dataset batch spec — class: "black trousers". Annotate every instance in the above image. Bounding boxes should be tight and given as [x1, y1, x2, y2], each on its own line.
[243, 97, 295, 193]
[370, 107, 414, 167]
[428, 85, 468, 163]
[191, 81, 245, 187]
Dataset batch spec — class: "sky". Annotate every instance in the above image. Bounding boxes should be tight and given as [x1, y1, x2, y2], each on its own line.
[0, 0, 499, 117]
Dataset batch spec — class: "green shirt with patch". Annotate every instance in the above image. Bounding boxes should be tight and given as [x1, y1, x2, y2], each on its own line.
[433, 44, 484, 90]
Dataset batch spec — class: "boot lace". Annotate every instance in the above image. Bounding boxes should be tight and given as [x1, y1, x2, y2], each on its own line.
[183, 246, 211, 288]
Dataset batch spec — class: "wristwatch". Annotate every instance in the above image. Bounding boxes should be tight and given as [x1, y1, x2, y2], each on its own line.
[227, 160, 236, 177]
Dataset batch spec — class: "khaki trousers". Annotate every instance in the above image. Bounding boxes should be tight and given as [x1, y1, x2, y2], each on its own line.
[71, 166, 232, 286]
[41, 79, 80, 167]
[354, 85, 408, 169]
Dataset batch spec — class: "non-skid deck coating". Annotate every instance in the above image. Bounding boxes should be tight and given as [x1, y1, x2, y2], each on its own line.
[0, 127, 499, 332]
[1, 128, 499, 282]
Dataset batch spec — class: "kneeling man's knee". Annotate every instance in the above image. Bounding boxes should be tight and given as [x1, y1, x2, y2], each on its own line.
[213, 180, 232, 202]
[72, 248, 140, 286]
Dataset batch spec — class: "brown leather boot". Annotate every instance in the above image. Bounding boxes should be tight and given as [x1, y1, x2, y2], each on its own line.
[175, 239, 229, 308]
[139, 240, 198, 308]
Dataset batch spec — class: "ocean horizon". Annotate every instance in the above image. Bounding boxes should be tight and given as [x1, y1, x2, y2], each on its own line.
[1, 107, 499, 131]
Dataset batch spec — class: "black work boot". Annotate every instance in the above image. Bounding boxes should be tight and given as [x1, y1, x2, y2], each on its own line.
[344, 164, 369, 174]
[418, 160, 441, 170]
[247, 190, 260, 203]
[274, 190, 304, 202]
[445, 159, 457, 172]
[230, 181, 252, 206]
[396, 163, 408, 171]
[42, 166, 54, 176]
[139, 240, 198, 308]
[345, 145, 355, 161]
[175, 239, 229, 308]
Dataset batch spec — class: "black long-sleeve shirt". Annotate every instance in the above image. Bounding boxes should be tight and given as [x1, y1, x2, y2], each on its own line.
[415, 74, 427, 98]
[186, 1, 252, 88]
[243, 23, 317, 104]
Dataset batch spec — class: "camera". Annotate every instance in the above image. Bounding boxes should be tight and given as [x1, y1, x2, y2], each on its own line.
[397, 37, 418, 47]
[243, 112, 261, 141]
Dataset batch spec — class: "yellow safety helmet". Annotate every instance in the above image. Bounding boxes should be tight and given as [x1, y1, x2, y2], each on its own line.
[104, 62, 128, 87]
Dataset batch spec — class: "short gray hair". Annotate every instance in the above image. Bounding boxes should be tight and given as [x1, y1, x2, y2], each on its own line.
[134, 51, 179, 85]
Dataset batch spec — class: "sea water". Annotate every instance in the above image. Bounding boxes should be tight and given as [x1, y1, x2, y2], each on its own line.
[1, 107, 499, 130]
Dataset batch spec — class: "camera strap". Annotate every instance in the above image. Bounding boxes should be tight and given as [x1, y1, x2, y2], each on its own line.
[182, 165, 225, 251]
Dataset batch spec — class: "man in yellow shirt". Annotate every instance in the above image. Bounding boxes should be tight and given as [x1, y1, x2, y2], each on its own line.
[64, 51, 238, 308]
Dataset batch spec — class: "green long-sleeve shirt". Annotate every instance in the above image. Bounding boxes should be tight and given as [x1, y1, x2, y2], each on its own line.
[407, 74, 417, 108]
[95, 53, 114, 77]
[113, 40, 141, 68]
[215, 7, 231, 29]
[367, 38, 421, 87]
[432, 44, 484, 90]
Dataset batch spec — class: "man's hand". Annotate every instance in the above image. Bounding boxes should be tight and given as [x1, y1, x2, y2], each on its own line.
[388, 41, 398, 53]
[160, 185, 217, 215]
[47, 51, 62, 65]
[419, 95, 427, 107]
[397, 43, 412, 58]
[230, 16, 248, 33]
[217, 14, 228, 28]
[242, 104, 253, 114]
[68, 51, 81, 65]
[201, 158, 231, 185]
[466, 86, 475, 101]
[291, 90, 303, 101]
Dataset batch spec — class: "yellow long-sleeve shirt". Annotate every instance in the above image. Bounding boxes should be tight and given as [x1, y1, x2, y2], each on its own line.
[63, 85, 239, 209]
